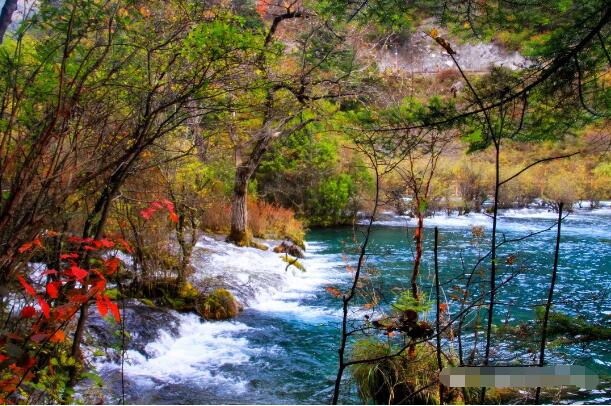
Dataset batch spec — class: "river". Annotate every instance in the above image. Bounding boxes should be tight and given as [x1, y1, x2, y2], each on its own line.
[93, 206, 611, 404]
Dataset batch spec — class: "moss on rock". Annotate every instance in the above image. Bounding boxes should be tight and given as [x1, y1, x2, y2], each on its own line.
[198, 288, 240, 320]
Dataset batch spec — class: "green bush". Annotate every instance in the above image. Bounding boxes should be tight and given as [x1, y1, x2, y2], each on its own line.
[351, 339, 441, 405]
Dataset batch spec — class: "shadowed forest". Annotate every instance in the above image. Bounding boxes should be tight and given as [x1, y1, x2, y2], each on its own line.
[0, 0, 609, 404]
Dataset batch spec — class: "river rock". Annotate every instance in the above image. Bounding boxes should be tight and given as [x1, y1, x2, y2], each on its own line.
[273, 241, 304, 258]
[85, 299, 181, 362]
[197, 288, 241, 320]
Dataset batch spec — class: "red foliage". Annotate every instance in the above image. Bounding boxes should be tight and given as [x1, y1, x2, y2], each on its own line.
[96, 294, 108, 317]
[19, 306, 36, 319]
[46, 281, 61, 299]
[256, 0, 269, 18]
[3, 234, 129, 398]
[116, 237, 133, 253]
[67, 265, 88, 282]
[140, 199, 179, 224]
[18, 276, 36, 297]
[105, 257, 121, 274]
[37, 297, 50, 319]
[17, 242, 33, 254]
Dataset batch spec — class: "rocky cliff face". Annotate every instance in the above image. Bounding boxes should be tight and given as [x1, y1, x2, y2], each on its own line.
[363, 29, 528, 74]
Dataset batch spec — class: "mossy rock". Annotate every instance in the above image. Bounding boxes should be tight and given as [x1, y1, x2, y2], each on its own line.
[138, 298, 156, 307]
[227, 230, 252, 247]
[273, 241, 304, 258]
[179, 282, 200, 300]
[198, 288, 240, 320]
[250, 240, 269, 251]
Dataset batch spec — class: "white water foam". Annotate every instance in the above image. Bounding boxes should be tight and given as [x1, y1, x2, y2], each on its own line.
[369, 207, 611, 237]
[98, 312, 253, 392]
[189, 235, 346, 322]
[95, 235, 346, 395]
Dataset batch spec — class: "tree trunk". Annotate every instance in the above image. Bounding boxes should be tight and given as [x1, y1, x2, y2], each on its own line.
[0, 0, 17, 44]
[228, 166, 250, 246]
[411, 213, 424, 300]
[175, 211, 195, 285]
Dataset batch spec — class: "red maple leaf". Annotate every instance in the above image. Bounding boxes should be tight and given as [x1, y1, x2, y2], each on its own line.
[46, 281, 61, 299]
[20, 306, 36, 319]
[37, 297, 50, 319]
[18, 276, 36, 297]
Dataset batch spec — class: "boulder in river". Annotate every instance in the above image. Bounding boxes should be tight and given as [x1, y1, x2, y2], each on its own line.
[273, 241, 304, 258]
[197, 288, 241, 320]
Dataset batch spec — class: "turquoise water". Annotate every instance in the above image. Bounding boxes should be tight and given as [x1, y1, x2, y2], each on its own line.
[100, 208, 611, 404]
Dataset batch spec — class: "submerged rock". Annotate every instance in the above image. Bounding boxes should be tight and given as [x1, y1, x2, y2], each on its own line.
[86, 300, 181, 362]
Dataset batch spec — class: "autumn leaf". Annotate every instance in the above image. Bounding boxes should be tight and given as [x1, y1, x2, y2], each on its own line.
[96, 294, 108, 317]
[325, 287, 342, 298]
[140, 208, 154, 220]
[94, 277, 106, 293]
[17, 242, 33, 254]
[256, 0, 269, 18]
[105, 257, 121, 274]
[106, 296, 121, 322]
[46, 281, 61, 299]
[139, 6, 151, 17]
[20, 356, 36, 369]
[116, 238, 133, 253]
[20, 306, 36, 319]
[18, 276, 36, 297]
[33, 238, 43, 249]
[50, 330, 65, 343]
[69, 265, 88, 281]
[98, 239, 115, 248]
[60, 253, 79, 260]
[169, 211, 179, 223]
[430, 28, 439, 38]
[37, 297, 50, 319]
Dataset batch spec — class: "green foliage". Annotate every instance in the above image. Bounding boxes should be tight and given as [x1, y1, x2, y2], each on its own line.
[535, 307, 611, 341]
[392, 291, 432, 313]
[183, 14, 260, 62]
[256, 126, 373, 226]
[350, 339, 441, 404]
[21, 349, 77, 403]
